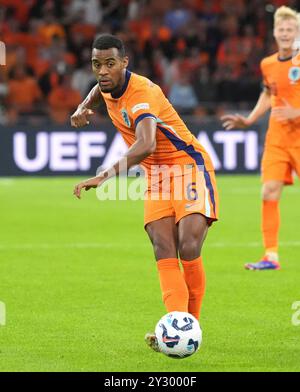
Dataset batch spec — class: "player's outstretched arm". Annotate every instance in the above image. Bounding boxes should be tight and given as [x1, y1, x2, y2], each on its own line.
[73, 117, 157, 199]
[221, 89, 271, 130]
[70, 84, 102, 127]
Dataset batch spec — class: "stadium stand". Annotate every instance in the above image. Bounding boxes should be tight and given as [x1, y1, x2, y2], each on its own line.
[0, 0, 299, 124]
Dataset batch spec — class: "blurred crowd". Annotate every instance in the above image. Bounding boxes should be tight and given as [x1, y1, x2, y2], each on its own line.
[0, 0, 300, 125]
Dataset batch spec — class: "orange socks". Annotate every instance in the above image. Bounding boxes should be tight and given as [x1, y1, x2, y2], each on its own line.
[157, 257, 206, 321]
[157, 258, 188, 313]
[262, 200, 280, 254]
[181, 257, 206, 320]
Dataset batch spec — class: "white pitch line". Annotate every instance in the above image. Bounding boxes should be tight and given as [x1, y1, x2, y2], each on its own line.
[0, 241, 300, 250]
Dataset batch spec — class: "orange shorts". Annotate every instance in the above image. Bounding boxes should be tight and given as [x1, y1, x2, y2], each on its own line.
[261, 145, 300, 185]
[144, 163, 219, 227]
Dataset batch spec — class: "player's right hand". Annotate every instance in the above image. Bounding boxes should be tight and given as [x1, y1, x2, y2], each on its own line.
[70, 107, 95, 128]
[221, 114, 250, 130]
[73, 176, 102, 199]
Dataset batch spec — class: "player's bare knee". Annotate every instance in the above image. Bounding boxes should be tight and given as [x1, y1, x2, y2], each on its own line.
[178, 238, 201, 261]
[262, 183, 281, 201]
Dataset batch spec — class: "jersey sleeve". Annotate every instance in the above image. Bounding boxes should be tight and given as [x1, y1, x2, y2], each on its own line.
[260, 59, 270, 91]
[126, 87, 160, 129]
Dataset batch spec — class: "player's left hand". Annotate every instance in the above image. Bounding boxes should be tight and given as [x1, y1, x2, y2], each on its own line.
[272, 98, 300, 122]
[73, 176, 104, 199]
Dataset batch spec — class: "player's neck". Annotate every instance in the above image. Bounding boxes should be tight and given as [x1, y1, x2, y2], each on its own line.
[115, 71, 126, 93]
[111, 69, 130, 98]
[278, 48, 293, 60]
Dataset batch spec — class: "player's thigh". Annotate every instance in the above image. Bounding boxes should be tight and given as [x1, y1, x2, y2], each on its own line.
[144, 177, 178, 260]
[261, 145, 293, 185]
[145, 216, 178, 261]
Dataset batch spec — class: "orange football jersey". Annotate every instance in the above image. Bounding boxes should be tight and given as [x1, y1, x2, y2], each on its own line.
[100, 70, 215, 171]
[261, 52, 300, 147]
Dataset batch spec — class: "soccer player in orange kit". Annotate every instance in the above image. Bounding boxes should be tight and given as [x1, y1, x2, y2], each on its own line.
[222, 6, 300, 270]
[71, 34, 218, 351]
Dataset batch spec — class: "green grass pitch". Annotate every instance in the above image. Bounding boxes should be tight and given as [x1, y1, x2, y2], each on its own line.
[0, 175, 299, 372]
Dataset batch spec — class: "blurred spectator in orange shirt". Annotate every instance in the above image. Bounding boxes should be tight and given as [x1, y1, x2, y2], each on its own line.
[37, 12, 66, 46]
[7, 65, 43, 117]
[217, 16, 244, 66]
[48, 74, 82, 124]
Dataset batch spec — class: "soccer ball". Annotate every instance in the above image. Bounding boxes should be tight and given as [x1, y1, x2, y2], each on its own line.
[155, 311, 202, 358]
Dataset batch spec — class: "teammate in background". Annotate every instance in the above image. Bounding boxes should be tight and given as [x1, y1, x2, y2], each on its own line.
[71, 34, 218, 351]
[222, 6, 300, 270]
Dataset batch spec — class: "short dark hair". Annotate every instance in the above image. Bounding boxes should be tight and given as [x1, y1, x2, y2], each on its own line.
[92, 34, 125, 57]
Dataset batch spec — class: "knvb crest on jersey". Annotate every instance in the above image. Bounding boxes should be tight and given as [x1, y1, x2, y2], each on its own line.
[288, 66, 300, 84]
[121, 109, 131, 127]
